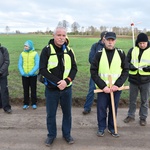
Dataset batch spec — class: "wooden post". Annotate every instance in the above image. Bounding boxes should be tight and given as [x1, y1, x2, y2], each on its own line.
[108, 75, 117, 134]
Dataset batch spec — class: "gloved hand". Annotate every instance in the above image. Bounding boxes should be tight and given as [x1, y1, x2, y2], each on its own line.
[129, 64, 137, 71]
[0, 73, 2, 77]
[143, 66, 150, 72]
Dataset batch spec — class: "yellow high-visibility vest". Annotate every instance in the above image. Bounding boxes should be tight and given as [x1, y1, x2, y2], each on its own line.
[22, 51, 37, 73]
[47, 44, 72, 86]
[130, 47, 150, 75]
[97, 48, 122, 88]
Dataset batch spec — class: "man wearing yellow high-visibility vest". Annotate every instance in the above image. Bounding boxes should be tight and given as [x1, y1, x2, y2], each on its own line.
[39, 27, 77, 146]
[90, 32, 129, 137]
[124, 33, 150, 126]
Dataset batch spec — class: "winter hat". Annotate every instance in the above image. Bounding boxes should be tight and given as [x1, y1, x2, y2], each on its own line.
[100, 31, 107, 39]
[105, 32, 116, 40]
[24, 40, 34, 50]
[136, 33, 148, 43]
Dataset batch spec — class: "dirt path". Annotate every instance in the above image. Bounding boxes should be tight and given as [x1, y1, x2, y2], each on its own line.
[0, 106, 150, 150]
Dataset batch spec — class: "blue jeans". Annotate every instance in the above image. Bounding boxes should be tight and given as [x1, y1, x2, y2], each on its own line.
[97, 91, 121, 131]
[45, 86, 72, 139]
[0, 76, 11, 111]
[128, 82, 150, 119]
[84, 77, 96, 111]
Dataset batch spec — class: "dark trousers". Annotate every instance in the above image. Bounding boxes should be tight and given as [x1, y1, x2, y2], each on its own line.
[45, 86, 72, 139]
[84, 77, 96, 111]
[0, 76, 11, 111]
[97, 91, 121, 131]
[22, 75, 37, 105]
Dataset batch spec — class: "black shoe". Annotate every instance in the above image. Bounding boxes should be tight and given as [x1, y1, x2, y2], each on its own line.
[64, 136, 74, 144]
[45, 137, 55, 146]
[94, 99, 97, 103]
[97, 130, 105, 137]
[108, 129, 120, 138]
[124, 116, 135, 123]
[4, 109, 12, 114]
[140, 119, 146, 126]
[82, 109, 91, 115]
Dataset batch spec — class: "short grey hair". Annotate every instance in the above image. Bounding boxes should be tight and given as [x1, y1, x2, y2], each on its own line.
[53, 26, 67, 35]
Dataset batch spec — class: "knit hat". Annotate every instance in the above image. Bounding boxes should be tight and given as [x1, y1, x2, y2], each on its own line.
[100, 31, 107, 39]
[136, 33, 148, 43]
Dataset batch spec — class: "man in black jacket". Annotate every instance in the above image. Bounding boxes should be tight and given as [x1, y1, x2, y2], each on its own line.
[0, 44, 12, 113]
[39, 27, 77, 146]
[124, 33, 150, 126]
[90, 32, 128, 137]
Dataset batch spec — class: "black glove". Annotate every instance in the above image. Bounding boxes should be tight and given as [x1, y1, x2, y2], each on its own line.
[143, 66, 150, 72]
[0, 73, 2, 77]
[129, 64, 137, 71]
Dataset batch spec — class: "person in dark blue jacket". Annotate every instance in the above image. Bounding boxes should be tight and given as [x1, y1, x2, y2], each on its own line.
[83, 31, 107, 115]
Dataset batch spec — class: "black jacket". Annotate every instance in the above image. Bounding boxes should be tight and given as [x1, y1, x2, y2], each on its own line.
[90, 48, 129, 89]
[0, 46, 9, 77]
[39, 39, 77, 89]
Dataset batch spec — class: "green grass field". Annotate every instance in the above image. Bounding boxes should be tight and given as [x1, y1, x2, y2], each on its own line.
[0, 34, 133, 105]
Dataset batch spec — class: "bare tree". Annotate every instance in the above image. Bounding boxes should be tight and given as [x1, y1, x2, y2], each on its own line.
[81, 26, 84, 35]
[5, 26, 10, 35]
[71, 22, 80, 33]
[57, 20, 69, 29]
[16, 30, 21, 34]
[99, 26, 107, 32]
[45, 27, 50, 34]
[88, 26, 97, 35]
[142, 28, 147, 33]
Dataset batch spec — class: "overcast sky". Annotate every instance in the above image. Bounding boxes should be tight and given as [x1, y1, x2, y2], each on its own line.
[0, 0, 149, 33]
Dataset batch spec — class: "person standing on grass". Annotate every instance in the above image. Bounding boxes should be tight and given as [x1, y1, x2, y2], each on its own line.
[90, 32, 128, 137]
[0, 43, 12, 114]
[124, 33, 150, 126]
[39, 26, 77, 146]
[18, 40, 39, 110]
[83, 31, 107, 115]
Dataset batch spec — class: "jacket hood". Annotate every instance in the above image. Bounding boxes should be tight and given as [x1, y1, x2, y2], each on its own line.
[24, 40, 34, 51]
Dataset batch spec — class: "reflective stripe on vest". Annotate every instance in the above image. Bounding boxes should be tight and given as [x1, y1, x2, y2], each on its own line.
[22, 51, 37, 73]
[97, 48, 122, 88]
[130, 47, 150, 75]
[47, 44, 72, 86]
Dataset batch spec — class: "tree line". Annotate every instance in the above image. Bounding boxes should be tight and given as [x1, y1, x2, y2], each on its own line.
[5, 20, 150, 36]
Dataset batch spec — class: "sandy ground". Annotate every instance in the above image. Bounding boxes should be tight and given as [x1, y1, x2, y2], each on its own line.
[0, 106, 150, 150]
